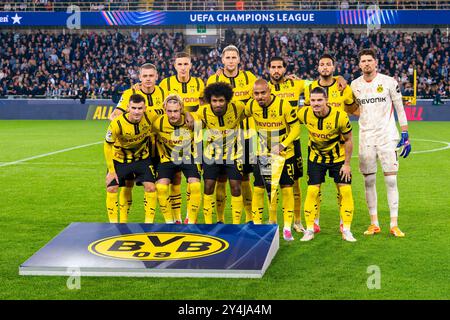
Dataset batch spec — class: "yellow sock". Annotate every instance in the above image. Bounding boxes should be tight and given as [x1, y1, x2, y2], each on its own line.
[187, 182, 201, 224]
[185, 183, 191, 221]
[231, 195, 244, 224]
[252, 187, 265, 224]
[293, 180, 302, 224]
[336, 185, 343, 222]
[315, 189, 322, 224]
[282, 187, 294, 230]
[170, 184, 182, 222]
[203, 193, 215, 224]
[241, 180, 253, 222]
[119, 187, 132, 223]
[156, 184, 173, 223]
[106, 191, 118, 223]
[339, 185, 354, 231]
[215, 181, 226, 223]
[304, 185, 320, 231]
[269, 189, 278, 223]
[144, 191, 157, 223]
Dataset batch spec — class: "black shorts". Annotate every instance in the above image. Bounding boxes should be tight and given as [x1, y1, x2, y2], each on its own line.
[253, 156, 295, 187]
[307, 160, 351, 185]
[237, 137, 255, 175]
[150, 155, 160, 171]
[108, 158, 156, 187]
[203, 161, 243, 181]
[157, 161, 201, 181]
[293, 139, 304, 179]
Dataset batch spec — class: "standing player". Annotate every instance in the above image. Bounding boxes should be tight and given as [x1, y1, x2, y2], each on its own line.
[268, 56, 306, 231]
[206, 45, 257, 223]
[108, 63, 165, 223]
[152, 94, 202, 224]
[104, 94, 157, 223]
[350, 48, 411, 237]
[298, 87, 356, 242]
[159, 52, 205, 112]
[159, 52, 205, 224]
[195, 82, 245, 224]
[303, 54, 357, 233]
[244, 79, 300, 241]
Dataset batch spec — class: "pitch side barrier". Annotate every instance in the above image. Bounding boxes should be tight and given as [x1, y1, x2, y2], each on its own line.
[1, 10, 450, 27]
[0, 98, 448, 121]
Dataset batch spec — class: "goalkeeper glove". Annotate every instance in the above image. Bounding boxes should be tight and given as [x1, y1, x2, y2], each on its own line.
[396, 131, 411, 158]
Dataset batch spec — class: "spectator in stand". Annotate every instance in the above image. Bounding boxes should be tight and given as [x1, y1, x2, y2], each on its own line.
[1, 28, 448, 100]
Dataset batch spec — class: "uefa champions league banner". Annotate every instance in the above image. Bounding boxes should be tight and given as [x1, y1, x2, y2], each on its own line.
[1, 10, 450, 27]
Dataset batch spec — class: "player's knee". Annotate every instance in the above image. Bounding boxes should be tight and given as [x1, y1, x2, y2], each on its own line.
[229, 183, 241, 197]
[384, 174, 397, 188]
[172, 171, 182, 185]
[364, 173, 376, 188]
[125, 180, 135, 188]
[144, 183, 156, 193]
[204, 180, 215, 195]
[107, 186, 118, 193]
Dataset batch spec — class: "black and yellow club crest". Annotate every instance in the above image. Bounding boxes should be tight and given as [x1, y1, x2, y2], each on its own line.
[377, 84, 384, 93]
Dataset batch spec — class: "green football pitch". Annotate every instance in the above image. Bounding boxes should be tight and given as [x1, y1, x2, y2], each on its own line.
[0, 120, 449, 300]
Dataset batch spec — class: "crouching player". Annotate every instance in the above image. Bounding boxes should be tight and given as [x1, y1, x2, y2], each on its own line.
[152, 94, 202, 224]
[104, 94, 157, 223]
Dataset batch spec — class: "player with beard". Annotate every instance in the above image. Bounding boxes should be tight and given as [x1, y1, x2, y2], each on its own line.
[303, 54, 357, 234]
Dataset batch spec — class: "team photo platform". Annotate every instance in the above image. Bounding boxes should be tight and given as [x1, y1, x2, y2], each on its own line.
[19, 222, 279, 278]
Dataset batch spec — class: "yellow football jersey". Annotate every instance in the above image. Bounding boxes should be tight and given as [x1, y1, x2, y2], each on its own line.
[105, 112, 153, 163]
[207, 70, 257, 140]
[303, 78, 354, 112]
[206, 70, 257, 104]
[159, 75, 205, 112]
[152, 114, 196, 164]
[195, 101, 246, 161]
[298, 106, 352, 164]
[114, 84, 165, 159]
[244, 96, 300, 159]
[115, 84, 166, 113]
[269, 78, 305, 107]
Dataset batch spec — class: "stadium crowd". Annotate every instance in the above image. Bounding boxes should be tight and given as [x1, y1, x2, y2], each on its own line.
[0, 27, 448, 100]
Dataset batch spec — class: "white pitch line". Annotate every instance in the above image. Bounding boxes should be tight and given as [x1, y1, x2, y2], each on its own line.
[349, 138, 450, 158]
[410, 138, 450, 154]
[0, 141, 102, 168]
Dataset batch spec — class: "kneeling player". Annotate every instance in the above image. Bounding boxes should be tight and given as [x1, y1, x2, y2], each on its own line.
[298, 87, 356, 242]
[152, 94, 202, 224]
[104, 94, 157, 223]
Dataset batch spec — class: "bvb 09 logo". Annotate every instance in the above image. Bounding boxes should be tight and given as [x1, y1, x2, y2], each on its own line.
[88, 232, 229, 261]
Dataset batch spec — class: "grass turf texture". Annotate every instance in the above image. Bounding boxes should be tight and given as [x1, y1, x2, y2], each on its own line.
[0, 120, 449, 300]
